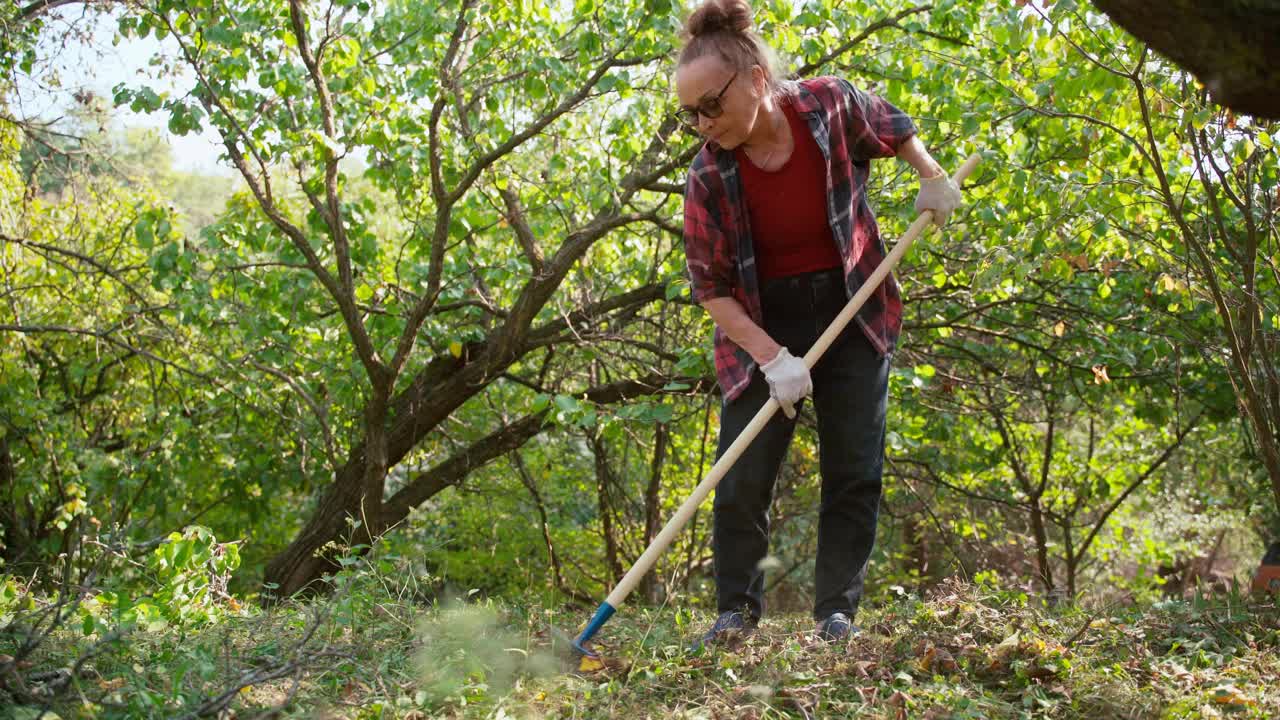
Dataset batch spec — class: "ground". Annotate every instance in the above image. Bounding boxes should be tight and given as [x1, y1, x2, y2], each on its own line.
[8, 577, 1280, 719]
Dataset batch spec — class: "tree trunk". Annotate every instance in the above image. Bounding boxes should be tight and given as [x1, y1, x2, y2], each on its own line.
[0, 436, 28, 569]
[359, 376, 393, 546]
[592, 436, 623, 584]
[262, 368, 713, 599]
[1091, 0, 1280, 119]
[1028, 497, 1055, 594]
[261, 337, 515, 599]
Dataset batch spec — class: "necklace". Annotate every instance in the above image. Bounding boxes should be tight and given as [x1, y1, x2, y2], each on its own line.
[751, 109, 787, 169]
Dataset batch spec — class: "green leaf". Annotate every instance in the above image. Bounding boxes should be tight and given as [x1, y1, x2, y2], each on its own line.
[135, 216, 155, 249]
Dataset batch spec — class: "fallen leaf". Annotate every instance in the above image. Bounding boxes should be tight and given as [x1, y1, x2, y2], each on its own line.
[98, 677, 126, 691]
[921, 646, 959, 674]
[995, 632, 1022, 657]
[577, 655, 605, 673]
[1025, 664, 1059, 681]
[340, 679, 364, 700]
[888, 690, 910, 720]
[1212, 684, 1255, 706]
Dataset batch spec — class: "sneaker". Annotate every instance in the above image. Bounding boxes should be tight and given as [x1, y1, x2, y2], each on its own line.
[690, 610, 758, 651]
[815, 612, 858, 643]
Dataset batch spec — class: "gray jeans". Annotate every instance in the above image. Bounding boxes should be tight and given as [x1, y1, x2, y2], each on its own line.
[712, 267, 890, 622]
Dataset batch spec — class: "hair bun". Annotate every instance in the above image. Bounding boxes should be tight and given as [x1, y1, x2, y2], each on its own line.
[685, 0, 753, 39]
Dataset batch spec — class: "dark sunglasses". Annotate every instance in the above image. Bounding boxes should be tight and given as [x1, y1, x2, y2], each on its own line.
[675, 71, 738, 127]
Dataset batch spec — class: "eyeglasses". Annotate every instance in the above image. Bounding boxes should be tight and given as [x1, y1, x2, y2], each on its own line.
[675, 71, 738, 127]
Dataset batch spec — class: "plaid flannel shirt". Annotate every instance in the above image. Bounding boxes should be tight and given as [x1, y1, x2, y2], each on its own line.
[682, 76, 918, 402]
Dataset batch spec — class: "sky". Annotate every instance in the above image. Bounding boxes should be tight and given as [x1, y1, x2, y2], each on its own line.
[7, 5, 236, 176]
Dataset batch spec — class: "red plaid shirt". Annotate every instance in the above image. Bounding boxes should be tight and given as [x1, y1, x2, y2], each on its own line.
[682, 76, 918, 402]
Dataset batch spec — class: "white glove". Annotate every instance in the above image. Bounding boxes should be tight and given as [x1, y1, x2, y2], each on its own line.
[914, 171, 963, 227]
[760, 347, 812, 419]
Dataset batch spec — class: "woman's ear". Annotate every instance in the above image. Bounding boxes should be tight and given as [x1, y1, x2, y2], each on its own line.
[750, 64, 767, 98]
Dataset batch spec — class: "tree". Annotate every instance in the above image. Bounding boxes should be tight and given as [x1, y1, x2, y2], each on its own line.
[7, 0, 1271, 607]
[845, 0, 1268, 598]
[1020, 2, 1280, 538]
[97, 0, 720, 598]
[1090, 0, 1280, 119]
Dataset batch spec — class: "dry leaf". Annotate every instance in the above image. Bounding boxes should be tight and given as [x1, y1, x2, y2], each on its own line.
[1065, 253, 1089, 271]
[1053, 321, 1066, 337]
[340, 679, 364, 700]
[1212, 684, 1255, 706]
[577, 655, 605, 673]
[995, 632, 1022, 657]
[887, 690, 910, 720]
[1092, 365, 1111, 384]
[1025, 665, 1059, 681]
[925, 647, 959, 674]
[98, 677, 126, 691]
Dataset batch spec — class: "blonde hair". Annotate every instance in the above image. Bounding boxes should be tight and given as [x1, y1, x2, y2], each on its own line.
[677, 0, 794, 101]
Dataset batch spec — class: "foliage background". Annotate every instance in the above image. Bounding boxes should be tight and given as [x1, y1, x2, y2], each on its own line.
[1, 0, 1278, 715]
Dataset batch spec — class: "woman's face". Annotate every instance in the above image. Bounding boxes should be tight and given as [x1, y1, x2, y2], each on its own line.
[674, 56, 764, 149]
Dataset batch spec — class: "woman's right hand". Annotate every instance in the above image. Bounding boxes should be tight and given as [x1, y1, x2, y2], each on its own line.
[759, 347, 812, 419]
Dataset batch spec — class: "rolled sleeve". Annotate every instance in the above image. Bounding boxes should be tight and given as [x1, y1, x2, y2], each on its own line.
[683, 166, 734, 303]
[837, 78, 917, 161]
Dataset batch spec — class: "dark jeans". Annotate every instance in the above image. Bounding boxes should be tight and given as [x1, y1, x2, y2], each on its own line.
[712, 267, 890, 622]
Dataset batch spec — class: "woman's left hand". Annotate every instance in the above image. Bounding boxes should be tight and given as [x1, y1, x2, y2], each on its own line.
[914, 172, 963, 227]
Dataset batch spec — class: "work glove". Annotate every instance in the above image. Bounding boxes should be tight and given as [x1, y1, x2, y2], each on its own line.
[760, 347, 812, 419]
[913, 171, 963, 227]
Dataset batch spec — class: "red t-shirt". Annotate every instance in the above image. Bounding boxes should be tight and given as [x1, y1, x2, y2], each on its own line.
[734, 102, 842, 281]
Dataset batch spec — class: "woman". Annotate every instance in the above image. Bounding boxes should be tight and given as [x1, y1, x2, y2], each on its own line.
[675, 0, 962, 645]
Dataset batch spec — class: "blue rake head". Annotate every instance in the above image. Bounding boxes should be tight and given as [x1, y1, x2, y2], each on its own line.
[571, 601, 616, 658]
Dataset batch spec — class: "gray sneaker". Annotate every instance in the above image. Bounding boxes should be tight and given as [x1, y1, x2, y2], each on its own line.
[815, 612, 858, 642]
[690, 610, 758, 651]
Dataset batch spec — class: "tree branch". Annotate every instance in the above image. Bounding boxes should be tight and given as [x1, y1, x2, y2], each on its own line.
[381, 373, 714, 524]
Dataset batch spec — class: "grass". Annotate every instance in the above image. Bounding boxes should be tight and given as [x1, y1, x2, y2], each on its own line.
[6, 573, 1279, 719]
